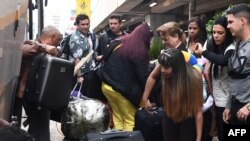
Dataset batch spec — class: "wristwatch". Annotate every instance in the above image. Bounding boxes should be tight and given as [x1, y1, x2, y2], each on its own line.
[247, 103, 250, 112]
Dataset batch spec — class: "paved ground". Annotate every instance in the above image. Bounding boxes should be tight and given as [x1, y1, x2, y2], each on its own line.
[20, 108, 220, 141]
[49, 121, 65, 141]
[21, 119, 65, 141]
[21, 108, 64, 141]
[21, 121, 220, 141]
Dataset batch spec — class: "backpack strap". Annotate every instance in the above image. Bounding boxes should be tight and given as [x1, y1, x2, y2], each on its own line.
[58, 35, 72, 60]
[90, 33, 96, 50]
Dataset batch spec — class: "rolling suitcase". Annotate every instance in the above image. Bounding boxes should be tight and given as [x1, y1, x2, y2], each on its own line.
[86, 130, 144, 141]
[24, 54, 74, 109]
[134, 107, 164, 141]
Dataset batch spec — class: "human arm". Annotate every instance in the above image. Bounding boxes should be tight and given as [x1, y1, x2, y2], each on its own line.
[194, 43, 234, 66]
[74, 58, 84, 83]
[20, 40, 57, 57]
[223, 94, 232, 124]
[236, 103, 250, 121]
[69, 33, 91, 80]
[140, 64, 161, 109]
[203, 62, 213, 96]
[195, 109, 203, 141]
[202, 95, 214, 112]
[0, 118, 10, 127]
[202, 50, 233, 66]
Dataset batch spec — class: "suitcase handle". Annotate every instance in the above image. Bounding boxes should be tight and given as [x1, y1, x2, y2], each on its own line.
[100, 129, 127, 135]
[70, 83, 82, 98]
[100, 130, 134, 140]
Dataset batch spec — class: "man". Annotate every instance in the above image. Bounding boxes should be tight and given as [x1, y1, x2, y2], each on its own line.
[95, 14, 127, 61]
[223, 3, 250, 125]
[13, 25, 60, 141]
[69, 14, 97, 95]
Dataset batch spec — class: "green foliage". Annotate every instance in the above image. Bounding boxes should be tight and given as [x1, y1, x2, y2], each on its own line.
[206, 5, 232, 37]
[149, 36, 164, 60]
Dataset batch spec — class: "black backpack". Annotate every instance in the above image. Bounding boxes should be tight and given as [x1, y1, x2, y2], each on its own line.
[59, 35, 72, 60]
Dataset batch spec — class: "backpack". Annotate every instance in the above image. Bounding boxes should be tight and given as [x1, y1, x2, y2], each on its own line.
[59, 35, 72, 60]
[59, 33, 96, 60]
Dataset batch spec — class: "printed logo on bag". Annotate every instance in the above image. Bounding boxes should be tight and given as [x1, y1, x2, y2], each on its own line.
[60, 67, 66, 72]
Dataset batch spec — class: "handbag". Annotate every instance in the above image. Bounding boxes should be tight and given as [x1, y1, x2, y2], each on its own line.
[61, 83, 110, 140]
[85, 40, 121, 102]
[85, 67, 107, 102]
[228, 41, 250, 78]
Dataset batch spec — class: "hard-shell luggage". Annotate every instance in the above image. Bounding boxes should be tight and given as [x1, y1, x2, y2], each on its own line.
[24, 54, 74, 109]
[0, 125, 35, 141]
[134, 107, 164, 141]
[86, 130, 144, 141]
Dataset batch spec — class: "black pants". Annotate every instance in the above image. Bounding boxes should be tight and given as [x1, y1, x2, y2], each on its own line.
[202, 109, 212, 141]
[215, 106, 226, 141]
[230, 97, 250, 125]
[24, 104, 50, 141]
[162, 113, 196, 141]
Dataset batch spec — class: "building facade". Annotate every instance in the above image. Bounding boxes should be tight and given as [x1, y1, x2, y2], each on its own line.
[90, 0, 250, 33]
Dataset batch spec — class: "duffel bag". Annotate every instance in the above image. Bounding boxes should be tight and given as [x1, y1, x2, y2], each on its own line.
[61, 96, 110, 140]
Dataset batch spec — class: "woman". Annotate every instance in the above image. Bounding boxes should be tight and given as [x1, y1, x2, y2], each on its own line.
[101, 23, 153, 131]
[141, 48, 203, 141]
[186, 16, 207, 57]
[195, 16, 234, 141]
[157, 22, 187, 51]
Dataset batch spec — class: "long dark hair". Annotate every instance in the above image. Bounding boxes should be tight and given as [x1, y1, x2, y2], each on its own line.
[188, 16, 207, 45]
[158, 48, 203, 123]
[118, 23, 153, 61]
[207, 16, 233, 78]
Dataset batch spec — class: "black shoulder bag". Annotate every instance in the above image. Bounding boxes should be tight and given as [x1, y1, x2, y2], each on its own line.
[85, 40, 121, 102]
[228, 41, 250, 79]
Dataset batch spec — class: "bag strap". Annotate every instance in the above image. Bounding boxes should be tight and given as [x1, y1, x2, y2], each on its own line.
[70, 83, 82, 98]
[74, 50, 94, 75]
[95, 44, 121, 68]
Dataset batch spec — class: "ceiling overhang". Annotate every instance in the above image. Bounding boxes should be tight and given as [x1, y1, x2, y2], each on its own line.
[93, 0, 144, 33]
[151, 0, 191, 13]
[93, 0, 192, 33]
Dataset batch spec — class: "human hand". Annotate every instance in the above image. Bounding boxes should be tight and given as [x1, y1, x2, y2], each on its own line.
[77, 76, 84, 84]
[139, 98, 152, 110]
[44, 45, 58, 56]
[96, 55, 103, 61]
[223, 108, 231, 124]
[237, 105, 250, 121]
[194, 43, 203, 55]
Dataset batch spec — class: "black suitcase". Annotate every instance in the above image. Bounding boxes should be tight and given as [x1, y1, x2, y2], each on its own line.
[134, 107, 164, 141]
[24, 54, 74, 109]
[86, 130, 144, 141]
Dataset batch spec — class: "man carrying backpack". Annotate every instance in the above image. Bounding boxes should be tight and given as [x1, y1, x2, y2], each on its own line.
[68, 14, 97, 95]
[95, 14, 127, 62]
